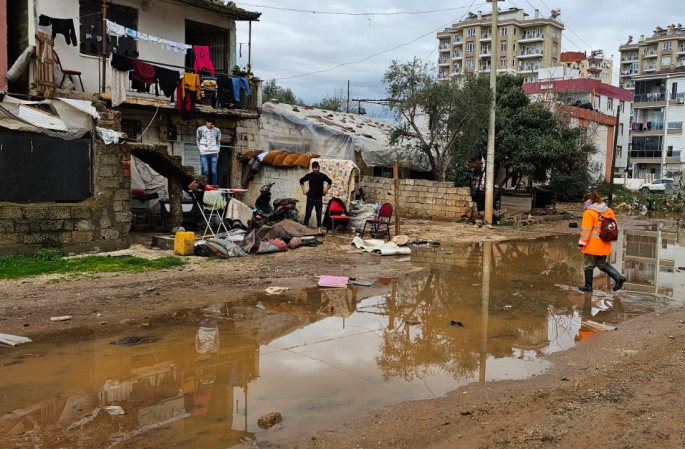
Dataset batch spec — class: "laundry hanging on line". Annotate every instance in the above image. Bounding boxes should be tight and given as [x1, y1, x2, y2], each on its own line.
[38, 15, 78, 46]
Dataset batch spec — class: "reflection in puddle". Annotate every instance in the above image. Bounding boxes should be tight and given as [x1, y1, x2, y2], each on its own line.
[2, 227, 684, 448]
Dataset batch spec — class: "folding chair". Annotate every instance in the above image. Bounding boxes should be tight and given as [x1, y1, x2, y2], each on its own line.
[326, 197, 351, 236]
[361, 203, 393, 238]
[191, 189, 231, 238]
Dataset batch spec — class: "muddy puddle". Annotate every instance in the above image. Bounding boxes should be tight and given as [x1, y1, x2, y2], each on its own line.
[2, 224, 685, 448]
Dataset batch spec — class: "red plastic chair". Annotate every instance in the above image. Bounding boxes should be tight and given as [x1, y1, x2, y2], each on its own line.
[327, 198, 351, 236]
[361, 203, 393, 238]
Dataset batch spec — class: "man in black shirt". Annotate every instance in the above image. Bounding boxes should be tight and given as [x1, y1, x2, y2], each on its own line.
[300, 161, 332, 234]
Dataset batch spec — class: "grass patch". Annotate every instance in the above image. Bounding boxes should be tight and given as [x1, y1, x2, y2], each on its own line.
[0, 250, 185, 280]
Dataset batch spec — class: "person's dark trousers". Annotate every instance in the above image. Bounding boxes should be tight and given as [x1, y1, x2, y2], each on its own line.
[303, 197, 323, 227]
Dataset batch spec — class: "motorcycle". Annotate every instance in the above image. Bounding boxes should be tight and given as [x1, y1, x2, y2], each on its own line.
[252, 182, 300, 226]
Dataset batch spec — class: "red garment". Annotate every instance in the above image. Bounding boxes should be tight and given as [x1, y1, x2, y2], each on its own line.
[193, 45, 215, 76]
[130, 59, 155, 84]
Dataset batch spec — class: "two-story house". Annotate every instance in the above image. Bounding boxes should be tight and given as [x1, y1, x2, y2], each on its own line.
[522, 79, 633, 182]
[6, 0, 262, 187]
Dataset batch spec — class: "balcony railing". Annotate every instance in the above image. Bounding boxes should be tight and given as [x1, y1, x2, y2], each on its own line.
[439, 43, 450, 51]
[620, 69, 638, 76]
[518, 49, 543, 57]
[519, 31, 543, 40]
[519, 64, 541, 71]
[480, 32, 492, 40]
[678, 45, 685, 54]
[643, 64, 657, 71]
[643, 50, 658, 57]
[634, 93, 666, 103]
[632, 121, 664, 131]
[452, 66, 462, 74]
[439, 58, 450, 65]
[452, 52, 462, 59]
[479, 64, 492, 71]
[621, 54, 639, 62]
[453, 37, 463, 44]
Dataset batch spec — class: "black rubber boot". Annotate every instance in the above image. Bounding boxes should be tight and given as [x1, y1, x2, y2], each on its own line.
[601, 264, 626, 291]
[578, 269, 594, 292]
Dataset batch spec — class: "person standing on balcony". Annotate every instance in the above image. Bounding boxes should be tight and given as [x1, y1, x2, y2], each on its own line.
[196, 119, 221, 186]
[578, 190, 626, 293]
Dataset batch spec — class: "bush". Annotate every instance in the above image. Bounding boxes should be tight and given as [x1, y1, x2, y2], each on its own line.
[548, 169, 592, 201]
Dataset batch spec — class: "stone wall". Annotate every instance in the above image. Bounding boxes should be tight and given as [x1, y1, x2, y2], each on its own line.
[0, 107, 133, 256]
[360, 176, 474, 221]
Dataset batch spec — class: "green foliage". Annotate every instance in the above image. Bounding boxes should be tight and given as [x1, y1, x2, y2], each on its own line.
[447, 163, 473, 188]
[0, 253, 185, 280]
[548, 169, 593, 201]
[458, 74, 597, 190]
[383, 58, 491, 181]
[262, 79, 303, 105]
[312, 90, 346, 112]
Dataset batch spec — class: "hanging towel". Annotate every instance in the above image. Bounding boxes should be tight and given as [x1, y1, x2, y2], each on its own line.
[193, 46, 215, 76]
[125, 28, 138, 40]
[108, 64, 129, 107]
[106, 20, 125, 45]
[38, 15, 77, 46]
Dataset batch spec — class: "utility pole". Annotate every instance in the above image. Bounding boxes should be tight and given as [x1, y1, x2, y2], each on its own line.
[100, 0, 108, 93]
[608, 104, 621, 206]
[346, 80, 350, 113]
[484, 0, 501, 224]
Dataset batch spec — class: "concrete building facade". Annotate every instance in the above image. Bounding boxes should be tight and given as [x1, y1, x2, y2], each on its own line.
[522, 79, 633, 181]
[560, 50, 613, 84]
[436, 7, 564, 83]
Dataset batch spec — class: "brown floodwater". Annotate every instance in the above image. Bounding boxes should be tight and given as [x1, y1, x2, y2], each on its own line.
[1, 226, 684, 448]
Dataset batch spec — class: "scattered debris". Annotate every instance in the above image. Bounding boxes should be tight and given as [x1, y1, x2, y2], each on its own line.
[503, 305, 513, 310]
[404, 319, 421, 325]
[318, 275, 349, 288]
[391, 235, 410, 246]
[50, 316, 72, 322]
[258, 411, 283, 429]
[450, 321, 464, 327]
[0, 333, 32, 347]
[146, 287, 156, 292]
[350, 280, 375, 287]
[568, 222, 578, 228]
[560, 376, 570, 381]
[110, 336, 155, 346]
[265, 286, 289, 295]
[104, 405, 126, 416]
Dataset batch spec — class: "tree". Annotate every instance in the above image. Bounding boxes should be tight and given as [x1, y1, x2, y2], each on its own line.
[312, 88, 347, 112]
[465, 74, 597, 191]
[383, 58, 491, 181]
[261, 79, 303, 105]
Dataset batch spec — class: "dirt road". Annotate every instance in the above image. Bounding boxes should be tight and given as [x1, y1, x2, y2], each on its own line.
[2, 209, 684, 448]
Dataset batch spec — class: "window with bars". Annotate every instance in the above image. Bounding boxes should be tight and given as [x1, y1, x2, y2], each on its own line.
[79, 0, 138, 57]
[185, 20, 230, 74]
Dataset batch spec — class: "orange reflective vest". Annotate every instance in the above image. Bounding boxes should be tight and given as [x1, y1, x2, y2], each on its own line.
[578, 205, 616, 256]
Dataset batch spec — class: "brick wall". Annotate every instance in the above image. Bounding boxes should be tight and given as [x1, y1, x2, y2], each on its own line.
[360, 176, 474, 221]
[0, 106, 133, 256]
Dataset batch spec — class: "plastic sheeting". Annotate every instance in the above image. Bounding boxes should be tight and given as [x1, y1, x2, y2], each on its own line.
[262, 102, 430, 171]
[351, 236, 412, 256]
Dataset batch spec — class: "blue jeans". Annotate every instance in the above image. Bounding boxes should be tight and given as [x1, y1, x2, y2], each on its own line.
[304, 198, 323, 228]
[201, 153, 218, 186]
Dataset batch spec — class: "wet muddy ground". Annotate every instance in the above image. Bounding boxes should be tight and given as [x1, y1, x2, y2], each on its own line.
[1, 216, 685, 448]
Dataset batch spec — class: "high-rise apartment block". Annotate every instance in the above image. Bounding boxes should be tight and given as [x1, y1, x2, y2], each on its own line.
[436, 7, 564, 83]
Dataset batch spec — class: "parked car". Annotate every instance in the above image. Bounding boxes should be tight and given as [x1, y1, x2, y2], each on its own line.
[640, 178, 675, 194]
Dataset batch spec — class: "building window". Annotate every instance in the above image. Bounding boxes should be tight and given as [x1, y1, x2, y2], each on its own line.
[668, 122, 683, 129]
[664, 42, 672, 50]
[512, 44, 516, 51]
[552, 58, 557, 66]
[467, 28, 476, 37]
[500, 57, 506, 68]
[553, 44, 557, 55]
[467, 59, 474, 68]
[607, 98, 613, 110]
[620, 101, 625, 112]
[594, 95, 601, 109]
[79, 0, 138, 57]
[501, 42, 507, 52]
[662, 55, 672, 66]
[617, 146, 622, 158]
[620, 123, 624, 136]
[552, 29, 557, 38]
[466, 43, 474, 53]
[501, 27, 508, 36]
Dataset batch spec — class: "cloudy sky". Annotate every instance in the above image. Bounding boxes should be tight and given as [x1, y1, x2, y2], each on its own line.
[234, 0, 682, 104]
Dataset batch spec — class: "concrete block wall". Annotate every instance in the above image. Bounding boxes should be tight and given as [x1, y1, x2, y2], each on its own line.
[243, 164, 310, 213]
[0, 107, 132, 256]
[360, 176, 474, 221]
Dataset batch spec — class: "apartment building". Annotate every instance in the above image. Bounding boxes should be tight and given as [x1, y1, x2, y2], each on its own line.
[522, 79, 632, 182]
[629, 68, 685, 180]
[618, 25, 685, 90]
[560, 50, 613, 84]
[436, 7, 564, 82]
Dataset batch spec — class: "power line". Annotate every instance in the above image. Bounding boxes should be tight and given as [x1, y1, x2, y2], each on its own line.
[236, 3, 484, 16]
[275, 1, 485, 81]
[529, 0, 595, 51]
[518, 0, 584, 52]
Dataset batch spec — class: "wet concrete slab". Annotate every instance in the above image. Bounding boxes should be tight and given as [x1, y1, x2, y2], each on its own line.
[1, 225, 684, 448]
